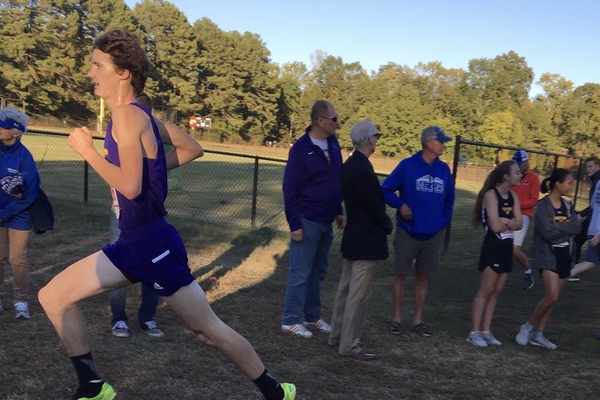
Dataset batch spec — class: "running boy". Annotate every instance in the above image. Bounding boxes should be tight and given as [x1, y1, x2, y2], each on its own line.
[38, 30, 295, 400]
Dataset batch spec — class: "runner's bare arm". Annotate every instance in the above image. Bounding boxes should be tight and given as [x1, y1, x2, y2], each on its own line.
[68, 104, 145, 199]
[154, 117, 204, 169]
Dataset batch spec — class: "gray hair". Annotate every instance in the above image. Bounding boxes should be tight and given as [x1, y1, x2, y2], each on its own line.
[349, 120, 377, 148]
[0, 107, 28, 134]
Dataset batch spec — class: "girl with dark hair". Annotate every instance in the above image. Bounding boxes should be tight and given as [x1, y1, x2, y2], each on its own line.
[516, 168, 581, 350]
[467, 160, 522, 347]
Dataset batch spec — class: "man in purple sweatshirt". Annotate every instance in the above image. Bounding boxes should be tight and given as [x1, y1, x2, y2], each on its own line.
[281, 100, 345, 338]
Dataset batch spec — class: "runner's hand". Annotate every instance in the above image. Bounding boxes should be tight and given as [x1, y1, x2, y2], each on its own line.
[68, 126, 94, 159]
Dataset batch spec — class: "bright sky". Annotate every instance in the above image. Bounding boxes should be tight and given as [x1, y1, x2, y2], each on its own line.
[125, 0, 599, 96]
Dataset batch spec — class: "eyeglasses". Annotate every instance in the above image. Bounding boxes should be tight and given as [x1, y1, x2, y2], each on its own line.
[320, 115, 338, 123]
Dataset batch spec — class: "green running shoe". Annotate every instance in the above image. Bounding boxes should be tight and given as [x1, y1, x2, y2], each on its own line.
[75, 382, 116, 400]
[281, 382, 296, 400]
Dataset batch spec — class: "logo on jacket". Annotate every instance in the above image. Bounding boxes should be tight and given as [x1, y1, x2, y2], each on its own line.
[416, 175, 444, 194]
[0, 174, 24, 198]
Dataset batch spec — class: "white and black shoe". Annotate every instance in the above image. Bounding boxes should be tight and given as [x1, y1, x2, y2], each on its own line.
[141, 320, 164, 337]
[524, 273, 534, 290]
[112, 320, 130, 338]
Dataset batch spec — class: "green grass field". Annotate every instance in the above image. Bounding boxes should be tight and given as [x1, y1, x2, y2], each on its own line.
[21, 132, 489, 246]
[3, 132, 598, 399]
[2, 198, 600, 399]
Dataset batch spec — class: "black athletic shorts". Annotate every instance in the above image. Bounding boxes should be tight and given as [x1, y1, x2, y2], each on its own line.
[540, 245, 571, 280]
[478, 237, 513, 274]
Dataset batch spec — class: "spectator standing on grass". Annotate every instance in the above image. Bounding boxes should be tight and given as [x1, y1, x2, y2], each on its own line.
[281, 100, 344, 338]
[328, 120, 393, 361]
[569, 161, 600, 279]
[38, 30, 296, 400]
[108, 91, 187, 339]
[381, 126, 455, 338]
[0, 107, 40, 319]
[466, 160, 522, 347]
[511, 150, 540, 290]
[570, 156, 600, 282]
[516, 169, 581, 350]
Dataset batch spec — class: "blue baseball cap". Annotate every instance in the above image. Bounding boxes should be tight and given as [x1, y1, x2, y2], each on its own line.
[0, 117, 25, 133]
[513, 150, 529, 166]
[421, 126, 452, 143]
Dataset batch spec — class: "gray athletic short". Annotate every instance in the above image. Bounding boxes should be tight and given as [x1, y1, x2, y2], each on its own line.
[394, 227, 443, 276]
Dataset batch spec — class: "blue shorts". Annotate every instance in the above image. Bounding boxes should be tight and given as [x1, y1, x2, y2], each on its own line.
[102, 218, 195, 296]
[584, 235, 600, 265]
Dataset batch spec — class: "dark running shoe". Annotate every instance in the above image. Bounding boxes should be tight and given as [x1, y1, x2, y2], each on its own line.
[389, 321, 402, 336]
[141, 320, 164, 337]
[524, 273, 534, 290]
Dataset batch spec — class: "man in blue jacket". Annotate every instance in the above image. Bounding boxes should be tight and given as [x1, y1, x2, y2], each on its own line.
[281, 100, 344, 338]
[381, 126, 455, 337]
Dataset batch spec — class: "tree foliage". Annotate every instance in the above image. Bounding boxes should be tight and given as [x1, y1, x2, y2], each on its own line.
[0, 3, 597, 160]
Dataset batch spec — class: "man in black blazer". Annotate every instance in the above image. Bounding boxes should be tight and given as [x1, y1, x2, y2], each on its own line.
[328, 120, 393, 361]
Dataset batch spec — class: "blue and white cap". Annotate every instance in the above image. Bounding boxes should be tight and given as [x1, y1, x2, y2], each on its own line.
[513, 150, 529, 166]
[421, 126, 452, 143]
[0, 108, 27, 133]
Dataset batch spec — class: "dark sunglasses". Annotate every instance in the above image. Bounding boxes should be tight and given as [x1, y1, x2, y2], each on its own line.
[320, 115, 338, 123]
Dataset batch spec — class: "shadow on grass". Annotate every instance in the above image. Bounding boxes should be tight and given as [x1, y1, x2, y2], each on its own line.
[4, 198, 600, 400]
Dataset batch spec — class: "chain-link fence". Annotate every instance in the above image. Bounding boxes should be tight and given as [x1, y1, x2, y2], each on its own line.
[24, 130, 592, 261]
[24, 129, 295, 232]
[447, 136, 588, 258]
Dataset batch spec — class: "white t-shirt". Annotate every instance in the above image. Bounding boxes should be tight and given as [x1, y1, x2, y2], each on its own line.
[310, 137, 330, 163]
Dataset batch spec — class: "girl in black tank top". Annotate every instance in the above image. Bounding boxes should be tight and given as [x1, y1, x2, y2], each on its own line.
[467, 160, 523, 347]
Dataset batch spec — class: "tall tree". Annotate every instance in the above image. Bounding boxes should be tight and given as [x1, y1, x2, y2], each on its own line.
[273, 61, 310, 143]
[195, 18, 278, 143]
[133, 0, 199, 119]
[561, 83, 600, 156]
[463, 51, 534, 117]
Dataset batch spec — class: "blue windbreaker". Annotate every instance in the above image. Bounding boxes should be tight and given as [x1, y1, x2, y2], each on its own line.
[381, 151, 454, 240]
[0, 140, 41, 230]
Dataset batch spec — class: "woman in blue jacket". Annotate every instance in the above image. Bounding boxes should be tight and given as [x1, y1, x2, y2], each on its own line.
[0, 108, 41, 318]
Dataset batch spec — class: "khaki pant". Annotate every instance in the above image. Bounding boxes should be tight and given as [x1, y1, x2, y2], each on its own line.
[0, 227, 31, 302]
[329, 259, 376, 356]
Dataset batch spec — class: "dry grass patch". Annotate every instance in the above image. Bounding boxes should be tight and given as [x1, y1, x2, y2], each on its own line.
[2, 198, 600, 399]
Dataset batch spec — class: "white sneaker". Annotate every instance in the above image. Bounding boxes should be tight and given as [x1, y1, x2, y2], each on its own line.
[303, 319, 331, 334]
[112, 320, 130, 338]
[516, 323, 533, 346]
[529, 334, 557, 350]
[466, 332, 488, 347]
[281, 323, 313, 338]
[14, 301, 30, 319]
[482, 332, 502, 346]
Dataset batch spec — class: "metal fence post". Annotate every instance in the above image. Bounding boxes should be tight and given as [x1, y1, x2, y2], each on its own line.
[251, 156, 259, 227]
[444, 135, 462, 256]
[574, 158, 584, 210]
[84, 161, 89, 202]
